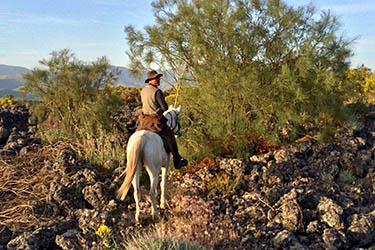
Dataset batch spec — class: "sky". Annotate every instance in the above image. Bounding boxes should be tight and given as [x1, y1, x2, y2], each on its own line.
[1, 0, 375, 70]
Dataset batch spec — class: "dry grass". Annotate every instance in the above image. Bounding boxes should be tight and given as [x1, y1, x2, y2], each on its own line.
[124, 229, 205, 250]
[0, 144, 71, 231]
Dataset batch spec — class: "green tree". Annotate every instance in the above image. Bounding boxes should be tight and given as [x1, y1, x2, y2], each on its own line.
[125, 0, 354, 159]
[21, 49, 124, 165]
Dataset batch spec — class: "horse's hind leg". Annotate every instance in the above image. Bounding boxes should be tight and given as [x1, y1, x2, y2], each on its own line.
[160, 166, 168, 209]
[132, 167, 141, 224]
[147, 166, 160, 220]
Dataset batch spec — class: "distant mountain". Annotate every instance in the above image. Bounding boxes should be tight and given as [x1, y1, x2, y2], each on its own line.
[111, 66, 144, 88]
[112, 66, 171, 89]
[0, 64, 30, 75]
[0, 89, 25, 99]
[0, 64, 171, 98]
[0, 78, 25, 90]
[0, 65, 30, 98]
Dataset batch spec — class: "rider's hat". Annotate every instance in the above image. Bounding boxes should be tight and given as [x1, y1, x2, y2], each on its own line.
[145, 70, 163, 83]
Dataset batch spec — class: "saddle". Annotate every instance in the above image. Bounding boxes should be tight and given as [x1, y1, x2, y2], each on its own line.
[136, 113, 171, 153]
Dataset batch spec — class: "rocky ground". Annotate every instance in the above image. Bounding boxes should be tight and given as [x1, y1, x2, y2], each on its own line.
[1, 104, 375, 249]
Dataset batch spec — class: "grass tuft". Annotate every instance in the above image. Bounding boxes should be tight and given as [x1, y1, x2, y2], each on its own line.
[124, 231, 205, 250]
[338, 169, 356, 184]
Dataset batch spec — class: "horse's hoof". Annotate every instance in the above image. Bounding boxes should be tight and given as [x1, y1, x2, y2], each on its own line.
[160, 202, 169, 210]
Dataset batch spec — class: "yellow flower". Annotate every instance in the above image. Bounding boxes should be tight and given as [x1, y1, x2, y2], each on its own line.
[0, 97, 17, 108]
[96, 225, 111, 237]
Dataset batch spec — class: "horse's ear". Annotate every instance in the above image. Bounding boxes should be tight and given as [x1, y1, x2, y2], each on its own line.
[176, 105, 181, 112]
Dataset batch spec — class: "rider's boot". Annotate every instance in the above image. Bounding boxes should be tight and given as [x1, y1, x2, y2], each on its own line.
[174, 156, 188, 169]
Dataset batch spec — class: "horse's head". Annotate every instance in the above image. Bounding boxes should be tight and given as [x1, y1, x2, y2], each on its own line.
[163, 105, 182, 137]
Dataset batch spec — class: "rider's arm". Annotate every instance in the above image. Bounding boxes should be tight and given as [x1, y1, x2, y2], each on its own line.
[155, 89, 168, 112]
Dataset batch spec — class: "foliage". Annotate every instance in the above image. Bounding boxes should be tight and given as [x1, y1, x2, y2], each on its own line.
[206, 173, 242, 196]
[108, 85, 142, 106]
[162, 88, 177, 105]
[125, 0, 354, 160]
[341, 66, 375, 104]
[21, 49, 125, 166]
[183, 156, 217, 174]
[106, 85, 175, 107]
[0, 95, 17, 108]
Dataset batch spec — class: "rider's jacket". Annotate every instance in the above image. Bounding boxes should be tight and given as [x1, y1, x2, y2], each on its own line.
[140, 84, 168, 117]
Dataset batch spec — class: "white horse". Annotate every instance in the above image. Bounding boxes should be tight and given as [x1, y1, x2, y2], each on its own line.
[117, 105, 182, 223]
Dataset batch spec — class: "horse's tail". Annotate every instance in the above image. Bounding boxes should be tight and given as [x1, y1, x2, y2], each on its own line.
[117, 132, 145, 201]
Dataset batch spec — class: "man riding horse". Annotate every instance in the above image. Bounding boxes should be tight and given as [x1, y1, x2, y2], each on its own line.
[136, 70, 188, 169]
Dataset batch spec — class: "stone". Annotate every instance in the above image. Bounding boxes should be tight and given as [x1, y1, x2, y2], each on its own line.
[0, 226, 12, 245]
[272, 230, 299, 249]
[55, 229, 81, 250]
[274, 149, 291, 164]
[322, 228, 348, 249]
[0, 126, 10, 143]
[318, 197, 344, 230]
[6, 227, 56, 250]
[347, 214, 375, 246]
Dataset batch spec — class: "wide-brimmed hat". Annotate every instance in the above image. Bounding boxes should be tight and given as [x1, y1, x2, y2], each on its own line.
[145, 70, 163, 83]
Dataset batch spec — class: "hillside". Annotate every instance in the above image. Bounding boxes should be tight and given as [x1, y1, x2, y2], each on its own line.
[0, 78, 24, 91]
[1, 104, 375, 249]
[0, 64, 30, 75]
[0, 65, 30, 94]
